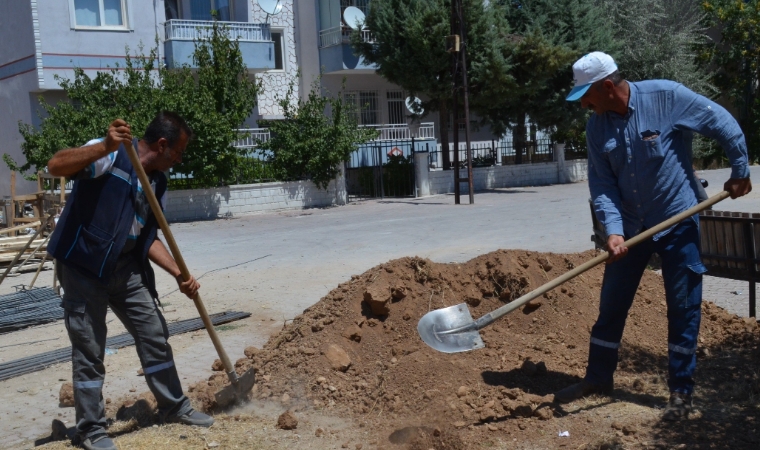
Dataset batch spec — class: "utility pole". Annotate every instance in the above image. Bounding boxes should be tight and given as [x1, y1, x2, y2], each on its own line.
[448, 0, 474, 204]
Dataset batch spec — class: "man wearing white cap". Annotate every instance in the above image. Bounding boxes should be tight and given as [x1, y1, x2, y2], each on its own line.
[554, 52, 752, 420]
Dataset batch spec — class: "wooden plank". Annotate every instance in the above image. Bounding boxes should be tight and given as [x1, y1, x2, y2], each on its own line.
[702, 216, 718, 267]
[0, 221, 41, 235]
[754, 222, 760, 274]
[0, 252, 46, 264]
[733, 212, 746, 270]
[722, 217, 735, 269]
[0, 239, 46, 251]
[11, 193, 44, 201]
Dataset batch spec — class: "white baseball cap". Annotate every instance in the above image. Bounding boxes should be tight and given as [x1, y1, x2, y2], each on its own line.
[566, 52, 618, 101]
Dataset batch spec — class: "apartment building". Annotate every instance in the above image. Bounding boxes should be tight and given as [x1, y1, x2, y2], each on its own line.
[0, 0, 293, 198]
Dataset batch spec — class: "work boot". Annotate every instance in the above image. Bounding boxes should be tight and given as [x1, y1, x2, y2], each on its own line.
[553, 380, 614, 404]
[662, 392, 693, 421]
[81, 434, 117, 450]
[165, 408, 214, 427]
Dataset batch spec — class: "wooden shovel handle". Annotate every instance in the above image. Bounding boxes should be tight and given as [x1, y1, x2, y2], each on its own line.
[473, 191, 730, 330]
[124, 141, 237, 381]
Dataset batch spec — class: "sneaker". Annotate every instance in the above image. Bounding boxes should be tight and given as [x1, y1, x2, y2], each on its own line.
[662, 392, 693, 421]
[165, 409, 214, 427]
[81, 434, 117, 450]
[554, 380, 614, 404]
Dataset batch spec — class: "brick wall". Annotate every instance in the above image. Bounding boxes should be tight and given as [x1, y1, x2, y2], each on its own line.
[165, 177, 346, 222]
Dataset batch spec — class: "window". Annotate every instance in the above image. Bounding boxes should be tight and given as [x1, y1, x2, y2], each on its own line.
[387, 91, 405, 124]
[344, 91, 379, 125]
[190, 0, 231, 21]
[271, 31, 284, 71]
[72, 0, 127, 28]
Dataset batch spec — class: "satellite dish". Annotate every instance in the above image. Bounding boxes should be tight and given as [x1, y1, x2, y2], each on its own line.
[406, 96, 424, 115]
[257, 0, 282, 15]
[343, 6, 365, 30]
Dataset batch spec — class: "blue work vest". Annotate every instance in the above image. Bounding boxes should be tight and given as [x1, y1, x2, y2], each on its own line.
[47, 141, 167, 298]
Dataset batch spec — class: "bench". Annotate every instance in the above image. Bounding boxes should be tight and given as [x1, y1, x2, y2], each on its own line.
[699, 210, 760, 317]
[589, 201, 760, 317]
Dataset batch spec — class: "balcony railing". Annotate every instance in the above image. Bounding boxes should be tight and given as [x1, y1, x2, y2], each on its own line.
[165, 20, 271, 42]
[318, 26, 375, 49]
[361, 123, 435, 141]
[319, 27, 342, 48]
[233, 128, 270, 149]
[343, 28, 375, 44]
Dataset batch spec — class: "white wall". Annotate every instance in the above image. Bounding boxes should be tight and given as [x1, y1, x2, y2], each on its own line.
[165, 173, 347, 221]
[427, 159, 588, 195]
[0, 1, 39, 198]
[251, 0, 299, 119]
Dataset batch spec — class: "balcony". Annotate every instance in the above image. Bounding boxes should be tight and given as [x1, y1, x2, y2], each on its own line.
[164, 20, 275, 71]
[232, 128, 271, 150]
[318, 26, 377, 72]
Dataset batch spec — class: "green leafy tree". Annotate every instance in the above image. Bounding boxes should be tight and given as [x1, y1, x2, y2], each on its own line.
[700, 0, 760, 164]
[600, 0, 714, 94]
[255, 79, 378, 189]
[8, 49, 162, 178]
[490, 0, 618, 159]
[599, 0, 717, 163]
[352, 0, 512, 168]
[7, 21, 260, 186]
[164, 22, 260, 187]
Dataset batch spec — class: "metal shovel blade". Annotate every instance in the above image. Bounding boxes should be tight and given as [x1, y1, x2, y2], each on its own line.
[417, 303, 485, 353]
[214, 368, 256, 409]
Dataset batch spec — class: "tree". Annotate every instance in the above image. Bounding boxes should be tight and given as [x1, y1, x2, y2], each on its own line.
[700, 0, 760, 164]
[352, 0, 512, 168]
[7, 21, 260, 186]
[255, 79, 378, 189]
[598, 0, 718, 163]
[489, 0, 619, 159]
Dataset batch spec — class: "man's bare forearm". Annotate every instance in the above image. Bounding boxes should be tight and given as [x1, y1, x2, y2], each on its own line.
[47, 119, 133, 177]
[47, 142, 111, 177]
[147, 238, 182, 279]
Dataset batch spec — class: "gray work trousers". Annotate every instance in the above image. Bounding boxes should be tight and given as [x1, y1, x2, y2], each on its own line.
[59, 256, 192, 441]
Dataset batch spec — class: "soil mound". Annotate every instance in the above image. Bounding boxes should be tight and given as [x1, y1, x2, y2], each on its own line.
[169, 249, 759, 448]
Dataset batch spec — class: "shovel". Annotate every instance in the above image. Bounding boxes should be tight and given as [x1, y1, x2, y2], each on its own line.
[418, 191, 730, 353]
[124, 141, 255, 408]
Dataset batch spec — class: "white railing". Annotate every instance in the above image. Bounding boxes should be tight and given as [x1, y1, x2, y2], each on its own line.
[233, 128, 270, 149]
[165, 20, 271, 42]
[319, 27, 342, 48]
[342, 28, 375, 44]
[361, 123, 435, 141]
[319, 27, 375, 48]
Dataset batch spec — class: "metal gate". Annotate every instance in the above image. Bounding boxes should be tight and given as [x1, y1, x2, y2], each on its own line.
[345, 139, 418, 200]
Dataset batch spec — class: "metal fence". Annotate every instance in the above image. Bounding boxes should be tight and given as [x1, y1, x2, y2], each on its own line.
[168, 129, 278, 190]
[428, 138, 555, 169]
[345, 139, 430, 199]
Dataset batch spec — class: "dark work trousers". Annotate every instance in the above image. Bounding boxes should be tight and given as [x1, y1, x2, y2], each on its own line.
[584, 218, 707, 395]
[59, 256, 192, 441]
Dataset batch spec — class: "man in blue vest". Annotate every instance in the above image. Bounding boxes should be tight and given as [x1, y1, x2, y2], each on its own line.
[47, 112, 213, 450]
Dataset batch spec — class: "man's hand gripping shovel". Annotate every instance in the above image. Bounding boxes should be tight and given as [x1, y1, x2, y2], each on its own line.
[124, 142, 255, 408]
[418, 192, 730, 353]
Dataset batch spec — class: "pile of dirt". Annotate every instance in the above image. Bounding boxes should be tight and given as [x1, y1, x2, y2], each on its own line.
[108, 249, 760, 449]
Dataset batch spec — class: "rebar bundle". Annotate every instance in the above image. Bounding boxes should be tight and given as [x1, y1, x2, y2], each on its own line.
[0, 310, 250, 381]
[0, 287, 63, 333]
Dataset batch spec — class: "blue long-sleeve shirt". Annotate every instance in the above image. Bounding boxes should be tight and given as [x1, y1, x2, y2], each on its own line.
[587, 80, 750, 240]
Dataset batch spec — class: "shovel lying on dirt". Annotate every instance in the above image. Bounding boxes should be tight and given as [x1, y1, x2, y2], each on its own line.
[418, 191, 730, 353]
[124, 141, 255, 408]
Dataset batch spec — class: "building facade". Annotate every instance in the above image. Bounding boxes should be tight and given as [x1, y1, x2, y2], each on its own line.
[0, 0, 288, 198]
